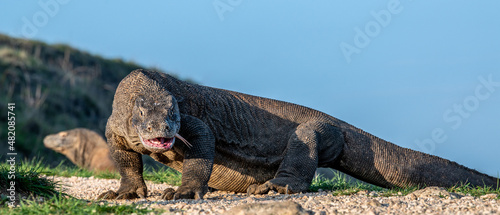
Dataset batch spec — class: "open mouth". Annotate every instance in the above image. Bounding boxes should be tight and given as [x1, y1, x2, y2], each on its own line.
[141, 137, 175, 150]
[138, 133, 192, 151]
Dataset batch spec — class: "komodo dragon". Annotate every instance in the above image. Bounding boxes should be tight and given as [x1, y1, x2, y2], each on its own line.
[44, 128, 117, 172]
[98, 69, 499, 200]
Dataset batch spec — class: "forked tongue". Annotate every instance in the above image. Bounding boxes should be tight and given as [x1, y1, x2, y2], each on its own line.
[175, 134, 192, 148]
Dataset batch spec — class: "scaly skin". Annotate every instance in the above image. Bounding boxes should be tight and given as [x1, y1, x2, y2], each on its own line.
[43, 128, 117, 172]
[98, 69, 499, 200]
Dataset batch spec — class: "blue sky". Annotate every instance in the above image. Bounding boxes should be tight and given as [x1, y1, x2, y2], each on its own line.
[1, 0, 499, 176]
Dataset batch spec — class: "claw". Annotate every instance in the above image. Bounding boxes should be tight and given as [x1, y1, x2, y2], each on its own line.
[194, 192, 203, 200]
[116, 193, 124, 199]
[138, 193, 146, 199]
[162, 188, 176, 200]
[97, 190, 118, 200]
[247, 184, 258, 195]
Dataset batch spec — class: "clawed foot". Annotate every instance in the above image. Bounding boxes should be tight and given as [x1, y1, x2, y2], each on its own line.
[97, 190, 118, 199]
[97, 187, 147, 200]
[161, 186, 206, 200]
[247, 181, 294, 195]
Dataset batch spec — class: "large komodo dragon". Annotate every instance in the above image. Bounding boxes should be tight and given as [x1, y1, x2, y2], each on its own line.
[99, 69, 499, 200]
[44, 128, 117, 172]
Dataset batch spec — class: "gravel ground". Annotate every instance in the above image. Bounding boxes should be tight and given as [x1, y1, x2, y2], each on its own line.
[48, 176, 500, 214]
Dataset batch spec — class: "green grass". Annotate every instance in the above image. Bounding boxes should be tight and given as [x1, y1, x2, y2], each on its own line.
[0, 158, 177, 213]
[143, 166, 182, 186]
[42, 160, 120, 179]
[0, 158, 60, 200]
[310, 169, 499, 199]
[309, 170, 384, 196]
[40, 160, 182, 186]
[447, 183, 500, 198]
[3, 195, 160, 215]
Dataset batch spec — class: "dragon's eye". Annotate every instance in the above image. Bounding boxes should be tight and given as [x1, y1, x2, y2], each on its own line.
[59, 132, 68, 137]
[140, 110, 144, 117]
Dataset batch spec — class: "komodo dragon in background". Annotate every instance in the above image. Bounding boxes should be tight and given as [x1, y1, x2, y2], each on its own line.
[98, 69, 499, 200]
[44, 128, 117, 172]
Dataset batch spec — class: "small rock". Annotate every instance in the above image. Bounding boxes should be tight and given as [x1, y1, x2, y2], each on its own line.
[366, 199, 381, 207]
[369, 192, 379, 197]
[408, 187, 454, 199]
[224, 201, 312, 215]
[365, 209, 377, 215]
[357, 190, 369, 195]
[461, 196, 475, 200]
[406, 193, 418, 200]
[243, 197, 256, 203]
[480, 194, 498, 199]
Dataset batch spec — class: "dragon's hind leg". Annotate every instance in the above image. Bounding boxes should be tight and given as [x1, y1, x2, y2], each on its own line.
[247, 121, 344, 194]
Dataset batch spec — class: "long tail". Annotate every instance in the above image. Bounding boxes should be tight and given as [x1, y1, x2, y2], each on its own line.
[332, 128, 499, 189]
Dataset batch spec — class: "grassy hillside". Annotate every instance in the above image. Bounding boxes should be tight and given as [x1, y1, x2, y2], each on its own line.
[0, 34, 172, 163]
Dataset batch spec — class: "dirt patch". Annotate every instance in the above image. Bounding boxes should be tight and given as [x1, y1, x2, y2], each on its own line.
[48, 176, 499, 214]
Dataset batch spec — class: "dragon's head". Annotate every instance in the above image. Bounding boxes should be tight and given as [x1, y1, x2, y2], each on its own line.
[131, 92, 183, 153]
[43, 130, 78, 153]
